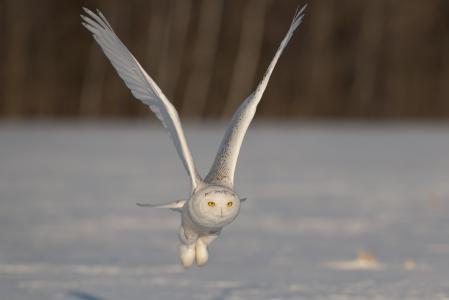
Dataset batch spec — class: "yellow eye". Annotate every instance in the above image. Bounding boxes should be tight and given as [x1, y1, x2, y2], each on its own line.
[207, 201, 216, 207]
[227, 201, 233, 207]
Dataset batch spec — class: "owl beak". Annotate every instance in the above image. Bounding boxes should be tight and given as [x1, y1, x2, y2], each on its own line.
[220, 208, 223, 217]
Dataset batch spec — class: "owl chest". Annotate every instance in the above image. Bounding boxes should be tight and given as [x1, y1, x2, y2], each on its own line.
[182, 205, 222, 234]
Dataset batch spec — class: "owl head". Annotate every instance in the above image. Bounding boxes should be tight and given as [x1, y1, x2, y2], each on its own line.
[188, 185, 241, 228]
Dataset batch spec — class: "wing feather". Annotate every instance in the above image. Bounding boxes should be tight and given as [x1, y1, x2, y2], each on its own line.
[205, 5, 307, 188]
[137, 199, 186, 212]
[81, 8, 202, 192]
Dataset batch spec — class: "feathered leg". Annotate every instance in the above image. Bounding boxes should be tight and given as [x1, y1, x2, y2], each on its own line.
[195, 233, 219, 266]
[178, 226, 198, 268]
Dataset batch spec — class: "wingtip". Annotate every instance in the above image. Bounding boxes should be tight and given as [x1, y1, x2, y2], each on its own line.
[289, 3, 307, 31]
[293, 4, 307, 22]
[297, 3, 308, 14]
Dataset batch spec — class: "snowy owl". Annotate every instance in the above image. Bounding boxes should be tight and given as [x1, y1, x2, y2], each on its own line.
[81, 5, 306, 268]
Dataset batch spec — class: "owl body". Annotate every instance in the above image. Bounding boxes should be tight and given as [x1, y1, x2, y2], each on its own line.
[178, 185, 241, 267]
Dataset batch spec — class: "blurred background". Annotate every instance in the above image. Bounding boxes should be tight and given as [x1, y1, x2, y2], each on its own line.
[2, 1, 449, 299]
[2, 0, 449, 120]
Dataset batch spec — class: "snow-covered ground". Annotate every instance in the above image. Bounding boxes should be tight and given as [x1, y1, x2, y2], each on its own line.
[1, 122, 449, 300]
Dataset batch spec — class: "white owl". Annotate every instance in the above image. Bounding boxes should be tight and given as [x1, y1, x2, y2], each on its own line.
[81, 5, 306, 268]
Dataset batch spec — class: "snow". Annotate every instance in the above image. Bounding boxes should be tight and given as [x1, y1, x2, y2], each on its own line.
[1, 122, 449, 300]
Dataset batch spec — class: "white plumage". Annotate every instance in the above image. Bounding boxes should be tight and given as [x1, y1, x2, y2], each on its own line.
[81, 8, 202, 192]
[81, 5, 306, 268]
[205, 5, 306, 188]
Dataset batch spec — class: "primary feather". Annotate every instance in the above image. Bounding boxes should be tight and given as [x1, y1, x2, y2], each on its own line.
[205, 5, 307, 188]
[81, 8, 202, 192]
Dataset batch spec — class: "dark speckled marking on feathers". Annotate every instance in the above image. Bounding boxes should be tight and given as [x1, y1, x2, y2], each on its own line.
[204, 189, 234, 196]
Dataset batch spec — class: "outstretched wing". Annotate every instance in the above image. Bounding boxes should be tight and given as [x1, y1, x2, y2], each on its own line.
[81, 8, 202, 192]
[137, 199, 186, 212]
[205, 5, 307, 188]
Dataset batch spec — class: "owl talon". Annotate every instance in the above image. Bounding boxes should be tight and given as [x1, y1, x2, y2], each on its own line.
[179, 244, 195, 268]
[195, 239, 209, 266]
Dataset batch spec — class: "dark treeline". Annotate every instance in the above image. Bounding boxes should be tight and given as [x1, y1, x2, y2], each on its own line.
[1, 0, 449, 120]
